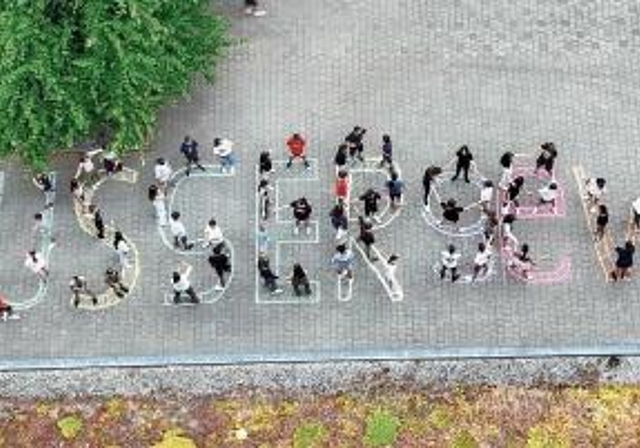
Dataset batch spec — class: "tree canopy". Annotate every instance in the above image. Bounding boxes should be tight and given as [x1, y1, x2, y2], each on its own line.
[0, 0, 229, 168]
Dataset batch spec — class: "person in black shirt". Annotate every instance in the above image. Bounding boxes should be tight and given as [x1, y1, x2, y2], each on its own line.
[358, 216, 377, 261]
[208, 245, 231, 290]
[594, 205, 608, 241]
[507, 176, 525, 206]
[378, 134, 393, 170]
[611, 241, 635, 281]
[259, 150, 273, 177]
[179, 135, 206, 176]
[334, 143, 348, 175]
[345, 126, 366, 164]
[535, 142, 558, 176]
[359, 188, 382, 220]
[422, 166, 442, 206]
[290, 263, 312, 296]
[258, 254, 282, 294]
[451, 145, 474, 183]
[290, 197, 313, 235]
[441, 199, 465, 224]
[89, 204, 105, 239]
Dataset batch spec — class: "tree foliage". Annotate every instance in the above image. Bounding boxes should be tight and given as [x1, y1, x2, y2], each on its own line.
[0, 0, 229, 167]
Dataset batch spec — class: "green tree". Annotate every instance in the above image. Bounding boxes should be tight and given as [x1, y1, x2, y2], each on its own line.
[0, 0, 229, 167]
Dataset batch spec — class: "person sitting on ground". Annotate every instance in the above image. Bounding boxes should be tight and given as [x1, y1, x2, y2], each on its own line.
[171, 264, 199, 303]
[440, 199, 465, 225]
[440, 244, 461, 282]
[32, 172, 55, 207]
[290, 197, 313, 235]
[479, 180, 494, 213]
[103, 149, 123, 176]
[208, 245, 231, 291]
[105, 267, 129, 298]
[70, 275, 97, 307]
[537, 181, 558, 211]
[472, 242, 492, 281]
[0, 295, 17, 321]
[510, 243, 535, 279]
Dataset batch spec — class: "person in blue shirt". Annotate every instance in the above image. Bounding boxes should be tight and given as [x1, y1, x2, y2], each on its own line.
[385, 171, 405, 209]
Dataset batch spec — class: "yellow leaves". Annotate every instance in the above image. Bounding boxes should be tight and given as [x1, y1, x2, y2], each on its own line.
[151, 428, 197, 448]
[429, 405, 453, 430]
[105, 397, 125, 419]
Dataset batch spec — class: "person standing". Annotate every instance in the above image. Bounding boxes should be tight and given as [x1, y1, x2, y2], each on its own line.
[24, 250, 49, 280]
[422, 166, 442, 206]
[148, 185, 168, 226]
[632, 196, 640, 230]
[32, 213, 49, 247]
[535, 142, 558, 176]
[32, 172, 55, 207]
[479, 180, 494, 214]
[244, 0, 266, 16]
[258, 179, 274, 222]
[358, 216, 377, 261]
[331, 244, 355, 280]
[74, 149, 102, 183]
[611, 241, 635, 282]
[88, 205, 106, 239]
[510, 243, 535, 279]
[506, 176, 525, 207]
[330, 203, 349, 240]
[259, 150, 273, 177]
[378, 134, 393, 170]
[440, 244, 461, 282]
[290, 263, 312, 296]
[172, 263, 199, 303]
[385, 171, 405, 209]
[334, 143, 349, 175]
[502, 214, 518, 247]
[257, 224, 270, 255]
[290, 197, 313, 235]
[472, 242, 492, 281]
[208, 245, 231, 291]
[334, 170, 350, 205]
[203, 218, 225, 251]
[585, 178, 606, 211]
[105, 267, 129, 298]
[102, 149, 123, 177]
[170, 211, 193, 250]
[537, 182, 559, 211]
[258, 254, 283, 294]
[499, 151, 514, 190]
[286, 133, 310, 169]
[213, 137, 236, 173]
[154, 158, 173, 192]
[70, 178, 91, 214]
[359, 188, 382, 221]
[179, 135, 206, 176]
[0, 295, 18, 321]
[594, 205, 609, 241]
[70, 275, 98, 307]
[451, 145, 474, 183]
[113, 231, 131, 268]
[383, 254, 400, 294]
[345, 126, 366, 164]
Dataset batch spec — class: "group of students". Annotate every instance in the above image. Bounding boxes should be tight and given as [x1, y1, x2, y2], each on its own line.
[428, 143, 561, 282]
[147, 135, 235, 304]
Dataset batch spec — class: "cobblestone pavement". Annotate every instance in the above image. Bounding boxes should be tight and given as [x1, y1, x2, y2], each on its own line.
[1, 0, 640, 368]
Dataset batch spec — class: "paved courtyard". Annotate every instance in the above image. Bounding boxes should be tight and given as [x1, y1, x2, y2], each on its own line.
[2, 0, 640, 369]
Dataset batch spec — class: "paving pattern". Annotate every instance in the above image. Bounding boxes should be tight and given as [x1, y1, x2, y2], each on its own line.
[2, 0, 640, 368]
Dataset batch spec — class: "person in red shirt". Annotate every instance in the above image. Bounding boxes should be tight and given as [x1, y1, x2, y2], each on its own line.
[334, 170, 350, 204]
[286, 133, 310, 169]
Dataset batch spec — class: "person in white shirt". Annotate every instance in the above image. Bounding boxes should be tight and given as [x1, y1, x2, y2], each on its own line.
[440, 244, 461, 282]
[472, 242, 492, 281]
[170, 211, 193, 250]
[172, 263, 199, 304]
[585, 178, 606, 210]
[537, 182, 558, 211]
[479, 180, 494, 213]
[384, 254, 401, 297]
[632, 196, 640, 230]
[502, 214, 519, 248]
[154, 158, 173, 191]
[203, 218, 225, 250]
[113, 231, 131, 268]
[213, 137, 235, 173]
[24, 250, 48, 280]
[148, 185, 167, 226]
